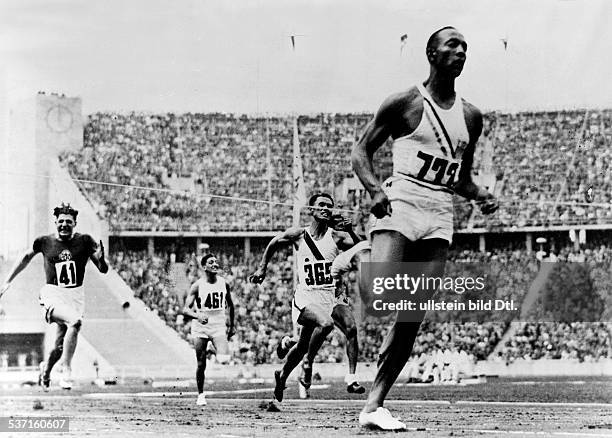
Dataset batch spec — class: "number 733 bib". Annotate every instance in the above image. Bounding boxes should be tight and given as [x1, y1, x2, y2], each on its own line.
[402, 150, 461, 189]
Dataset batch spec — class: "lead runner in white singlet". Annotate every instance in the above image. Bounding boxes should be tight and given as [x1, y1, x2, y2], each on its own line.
[352, 27, 499, 430]
[369, 83, 469, 244]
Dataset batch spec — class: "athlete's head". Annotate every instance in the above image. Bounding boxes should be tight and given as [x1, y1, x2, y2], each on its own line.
[53, 203, 78, 240]
[308, 193, 334, 223]
[200, 253, 219, 275]
[426, 26, 467, 77]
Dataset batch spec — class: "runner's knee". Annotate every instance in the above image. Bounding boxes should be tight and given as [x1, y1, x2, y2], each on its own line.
[53, 336, 65, 350]
[214, 338, 230, 355]
[196, 349, 207, 367]
[319, 316, 334, 332]
[345, 324, 357, 340]
[64, 316, 82, 329]
[51, 307, 82, 329]
[296, 342, 309, 355]
[294, 337, 310, 355]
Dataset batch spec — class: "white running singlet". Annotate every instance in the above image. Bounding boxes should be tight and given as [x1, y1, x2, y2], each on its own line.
[192, 276, 227, 328]
[369, 84, 471, 243]
[391, 83, 470, 202]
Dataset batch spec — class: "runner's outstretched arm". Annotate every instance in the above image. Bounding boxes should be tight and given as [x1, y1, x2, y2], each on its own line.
[0, 250, 37, 298]
[225, 283, 236, 340]
[249, 227, 303, 283]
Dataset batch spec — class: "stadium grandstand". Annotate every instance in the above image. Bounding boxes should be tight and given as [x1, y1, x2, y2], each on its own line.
[60, 106, 612, 370]
[1, 93, 610, 385]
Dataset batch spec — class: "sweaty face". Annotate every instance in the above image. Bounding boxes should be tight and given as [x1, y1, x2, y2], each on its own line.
[429, 29, 467, 77]
[204, 257, 219, 274]
[311, 197, 334, 223]
[55, 214, 76, 239]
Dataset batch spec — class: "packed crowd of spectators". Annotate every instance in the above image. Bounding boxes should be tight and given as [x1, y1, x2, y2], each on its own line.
[63, 113, 295, 231]
[110, 250, 190, 339]
[473, 109, 612, 229]
[103, 242, 612, 366]
[359, 246, 538, 362]
[361, 320, 506, 364]
[80, 107, 612, 365]
[498, 241, 612, 362]
[472, 111, 583, 228]
[61, 112, 376, 232]
[61, 108, 612, 233]
[499, 322, 610, 362]
[563, 109, 612, 223]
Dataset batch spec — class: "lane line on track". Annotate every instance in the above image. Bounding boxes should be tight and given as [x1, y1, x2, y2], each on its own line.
[456, 400, 612, 408]
[509, 380, 612, 386]
[461, 430, 612, 437]
[186, 420, 612, 437]
[396, 428, 612, 438]
[81, 385, 331, 399]
[2, 392, 612, 410]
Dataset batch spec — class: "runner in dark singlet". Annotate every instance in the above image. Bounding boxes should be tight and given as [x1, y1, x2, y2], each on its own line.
[0, 203, 108, 390]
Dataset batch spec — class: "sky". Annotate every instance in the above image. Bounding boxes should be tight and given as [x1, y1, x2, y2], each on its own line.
[1, 0, 612, 114]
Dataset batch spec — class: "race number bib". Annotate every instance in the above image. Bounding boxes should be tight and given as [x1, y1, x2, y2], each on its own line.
[408, 150, 460, 187]
[303, 261, 333, 287]
[203, 291, 224, 310]
[55, 261, 77, 288]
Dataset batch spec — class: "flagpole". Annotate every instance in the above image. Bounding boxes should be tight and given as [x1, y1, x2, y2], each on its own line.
[291, 115, 305, 227]
[266, 118, 272, 223]
[289, 38, 309, 400]
[290, 35, 302, 344]
[292, 115, 304, 345]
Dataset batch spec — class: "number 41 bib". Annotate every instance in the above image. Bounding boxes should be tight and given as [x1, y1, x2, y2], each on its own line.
[55, 261, 77, 287]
